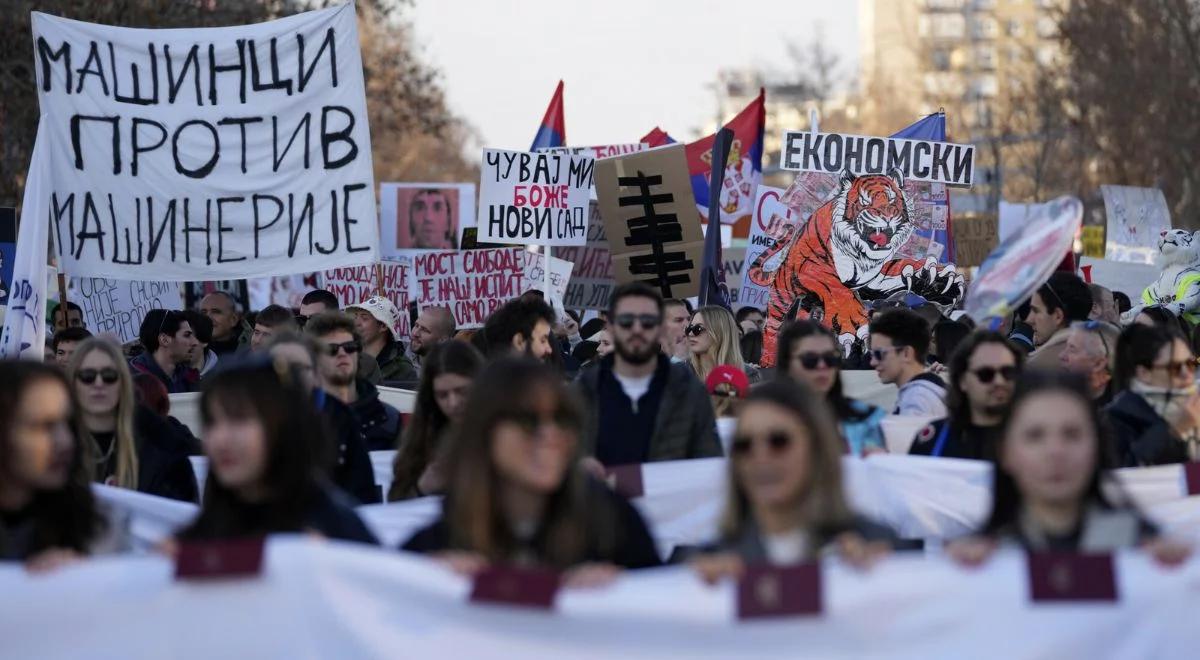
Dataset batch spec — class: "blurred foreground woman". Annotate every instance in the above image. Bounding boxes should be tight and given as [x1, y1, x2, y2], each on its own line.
[403, 358, 660, 581]
[692, 381, 893, 582]
[175, 358, 377, 545]
[0, 361, 126, 568]
[950, 372, 1189, 564]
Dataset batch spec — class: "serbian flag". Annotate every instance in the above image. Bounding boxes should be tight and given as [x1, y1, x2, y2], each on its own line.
[640, 127, 676, 147]
[685, 89, 765, 238]
[530, 80, 566, 151]
[892, 112, 956, 263]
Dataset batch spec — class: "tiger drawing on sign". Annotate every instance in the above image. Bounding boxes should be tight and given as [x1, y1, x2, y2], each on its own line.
[748, 169, 964, 364]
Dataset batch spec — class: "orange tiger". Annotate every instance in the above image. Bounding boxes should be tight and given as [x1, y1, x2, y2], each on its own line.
[748, 170, 963, 366]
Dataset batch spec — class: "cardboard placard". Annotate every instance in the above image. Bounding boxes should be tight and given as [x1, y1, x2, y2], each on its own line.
[594, 144, 704, 300]
[952, 216, 999, 268]
[408, 248, 524, 330]
[321, 260, 411, 338]
[478, 149, 594, 246]
[72, 278, 183, 343]
[780, 131, 976, 187]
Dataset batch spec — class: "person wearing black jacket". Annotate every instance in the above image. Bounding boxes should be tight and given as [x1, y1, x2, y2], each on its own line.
[176, 358, 377, 545]
[403, 359, 660, 574]
[269, 334, 380, 505]
[69, 338, 198, 502]
[1104, 324, 1200, 466]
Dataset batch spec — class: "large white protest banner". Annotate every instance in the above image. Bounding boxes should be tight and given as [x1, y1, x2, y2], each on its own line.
[30, 4, 379, 281]
[73, 278, 182, 343]
[322, 259, 410, 338]
[780, 131, 976, 186]
[0, 121, 51, 359]
[478, 149, 594, 246]
[409, 248, 524, 329]
[1102, 185, 1172, 264]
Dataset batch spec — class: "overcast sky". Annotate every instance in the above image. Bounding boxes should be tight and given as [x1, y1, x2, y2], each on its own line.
[408, 0, 858, 150]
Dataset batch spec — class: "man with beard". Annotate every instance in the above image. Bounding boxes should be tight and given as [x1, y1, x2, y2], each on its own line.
[408, 306, 456, 375]
[129, 309, 200, 394]
[576, 283, 722, 466]
[480, 296, 556, 361]
[307, 312, 402, 453]
[909, 331, 1024, 460]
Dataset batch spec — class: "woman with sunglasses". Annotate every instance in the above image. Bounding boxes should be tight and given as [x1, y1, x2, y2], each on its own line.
[775, 320, 886, 456]
[687, 306, 759, 416]
[68, 338, 198, 502]
[389, 340, 484, 501]
[691, 381, 893, 582]
[403, 358, 660, 582]
[949, 372, 1190, 564]
[175, 357, 377, 545]
[1104, 324, 1200, 466]
[1, 361, 127, 568]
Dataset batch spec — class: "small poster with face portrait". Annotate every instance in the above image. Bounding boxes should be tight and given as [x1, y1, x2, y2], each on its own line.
[379, 183, 476, 256]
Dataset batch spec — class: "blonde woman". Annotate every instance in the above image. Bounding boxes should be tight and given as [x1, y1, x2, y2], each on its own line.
[687, 305, 759, 415]
[691, 381, 894, 581]
[68, 338, 198, 502]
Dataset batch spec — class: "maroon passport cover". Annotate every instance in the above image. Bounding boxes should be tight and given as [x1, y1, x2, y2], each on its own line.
[1184, 462, 1200, 496]
[604, 463, 645, 499]
[175, 537, 265, 580]
[737, 563, 823, 620]
[470, 565, 560, 610]
[1028, 552, 1118, 603]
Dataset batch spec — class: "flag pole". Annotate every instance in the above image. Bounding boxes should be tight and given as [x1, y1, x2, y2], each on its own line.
[374, 261, 385, 298]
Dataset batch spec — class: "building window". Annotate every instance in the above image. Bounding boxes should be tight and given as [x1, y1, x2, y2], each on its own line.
[1007, 19, 1024, 37]
[1037, 44, 1058, 66]
[926, 0, 965, 9]
[931, 49, 952, 71]
[1037, 16, 1058, 38]
[975, 46, 996, 70]
[973, 74, 999, 98]
[972, 15, 999, 39]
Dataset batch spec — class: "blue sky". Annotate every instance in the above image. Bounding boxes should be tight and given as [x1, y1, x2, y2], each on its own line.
[409, 0, 858, 150]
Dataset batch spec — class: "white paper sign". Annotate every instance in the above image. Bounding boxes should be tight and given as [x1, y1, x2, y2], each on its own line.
[521, 250, 573, 307]
[478, 149, 593, 246]
[73, 278, 183, 343]
[31, 4, 379, 281]
[1102, 185, 1172, 264]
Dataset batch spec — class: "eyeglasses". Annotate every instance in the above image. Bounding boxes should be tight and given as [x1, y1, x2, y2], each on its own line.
[499, 409, 576, 436]
[731, 430, 792, 456]
[76, 368, 120, 385]
[324, 340, 362, 356]
[794, 350, 840, 369]
[685, 323, 707, 337]
[614, 313, 661, 330]
[1148, 360, 1196, 377]
[869, 346, 904, 362]
[970, 365, 1018, 384]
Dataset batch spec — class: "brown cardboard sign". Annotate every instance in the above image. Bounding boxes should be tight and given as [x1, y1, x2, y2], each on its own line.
[595, 144, 704, 299]
[953, 215, 1000, 268]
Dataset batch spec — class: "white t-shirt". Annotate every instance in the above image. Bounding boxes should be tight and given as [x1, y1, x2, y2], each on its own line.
[614, 372, 654, 413]
[762, 529, 810, 565]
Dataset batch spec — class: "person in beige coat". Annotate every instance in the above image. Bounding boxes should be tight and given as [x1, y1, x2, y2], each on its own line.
[1026, 272, 1094, 370]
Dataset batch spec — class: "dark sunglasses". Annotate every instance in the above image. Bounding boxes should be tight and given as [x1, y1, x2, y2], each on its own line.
[1148, 360, 1197, 377]
[685, 323, 707, 337]
[76, 368, 120, 385]
[970, 365, 1018, 384]
[795, 350, 840, 369]
[500, 409, 576, 436]
[869, 346, 903, 362]
[614, 313, 661, 330]
[731, 431, 792, 456]
[324, 340, 362, 356]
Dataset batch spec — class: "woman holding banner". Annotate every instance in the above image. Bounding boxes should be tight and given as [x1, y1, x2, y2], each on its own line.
[402, 358, 660, 580]
[0, 361, 127, 567]
[174, 357, 377, 545]
[389, 340, 484, 501]
[68, 339, 198, 503]
[691, 381, 893, 582]
[949, 372, 1190, 563]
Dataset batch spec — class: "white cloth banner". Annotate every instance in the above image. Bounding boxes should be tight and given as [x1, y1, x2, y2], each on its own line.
[31, 4, 379, 281]
[0, 119, 51, 359]
[2, 536, 1198, 659]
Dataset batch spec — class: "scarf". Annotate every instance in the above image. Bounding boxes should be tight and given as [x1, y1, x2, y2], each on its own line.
[1130, 380, 1200, 460]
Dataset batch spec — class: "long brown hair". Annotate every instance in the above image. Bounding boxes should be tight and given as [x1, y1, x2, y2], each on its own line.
[441, 358, 610, 568]
[389, 340, 483, 500]
[67, 338, 139, 490]
[688, 305, 746, 416]
[719, 381, 854, 541]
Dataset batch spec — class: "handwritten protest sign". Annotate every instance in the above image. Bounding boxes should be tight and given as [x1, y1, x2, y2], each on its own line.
[322, 260, 410, 338]
[536, 144, 647, 159]
[594, 144, 704, 300]
[521, 251, 572, 309]
[379, 183, 475, 255]
[1102, 185, 1171, 264]
[557, 202, 616, 310]
[780, 131, 976, 187]
[952, 216, 999, 268]
[73, 278, 182, 343]
[741, 186, 795, 311]
[723, 247, 749, 308]
[478, 149, 594, 246]
[408, 248, 524, 329]
[30, 5, 379, 281]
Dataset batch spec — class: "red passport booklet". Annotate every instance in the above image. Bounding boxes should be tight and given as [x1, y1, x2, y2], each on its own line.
[1184, 462, 1200, 496]
[1028, 552, 1118, 603]
[470, 565, 560, 610]
[175, 537, 265, 580]
[737, 563, 823, 620]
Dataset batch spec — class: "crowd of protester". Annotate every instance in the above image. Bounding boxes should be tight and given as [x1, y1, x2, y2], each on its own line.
[4, 269, 1196, 585]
